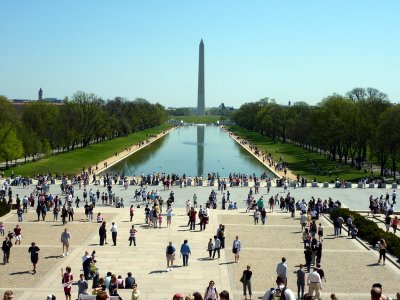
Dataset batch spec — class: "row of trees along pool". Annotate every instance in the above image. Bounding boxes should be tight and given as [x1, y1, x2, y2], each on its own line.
[0, 92, 167, 167]
[232, 87, 400, 178]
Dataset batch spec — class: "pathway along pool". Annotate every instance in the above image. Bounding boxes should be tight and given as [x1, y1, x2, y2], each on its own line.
[106, 125, 276, 178]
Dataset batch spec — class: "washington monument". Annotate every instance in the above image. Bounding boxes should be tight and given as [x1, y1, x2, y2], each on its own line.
[197, 39, 205, 115]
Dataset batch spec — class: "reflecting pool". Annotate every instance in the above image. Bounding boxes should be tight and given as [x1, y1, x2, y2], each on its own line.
[106, 125, 275, 178]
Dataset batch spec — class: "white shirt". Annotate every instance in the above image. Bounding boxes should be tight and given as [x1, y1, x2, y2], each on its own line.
[307, 271, 322, 285]
[110, 224, 118, 233]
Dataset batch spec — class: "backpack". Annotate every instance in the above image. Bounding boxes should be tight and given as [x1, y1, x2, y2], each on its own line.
[269, 287, 287, 300]
[167, 245, 174, 255]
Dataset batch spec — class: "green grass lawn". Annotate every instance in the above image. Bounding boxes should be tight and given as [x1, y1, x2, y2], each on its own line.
[5, 124, 171, 177]
[169, 115, 226, 124]
[227, 126, 379, 182]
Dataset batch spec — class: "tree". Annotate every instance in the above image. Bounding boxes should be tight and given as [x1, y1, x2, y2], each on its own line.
[0, 124, 23, 167]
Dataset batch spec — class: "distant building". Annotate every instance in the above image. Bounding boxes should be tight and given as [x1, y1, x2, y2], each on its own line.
[38, 88, 43, 100]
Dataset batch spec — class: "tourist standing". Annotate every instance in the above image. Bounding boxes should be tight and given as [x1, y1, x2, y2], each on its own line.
[130, 205, 135, 222]
[232, 236, 241, 263]
[166, 205, 173, 228]
[242, 265, 253, 300]
[213, 235, 221, 259]
[99, 221, 107, 246]
[111, 222, 118, 246]
[207, 238, 214, 259]
[166, 241, 176, 271]
[62, 266, 73, 300]
[180, 239, 191, 266]
[28, 242, 40, 274]
[129, 225, 137, 246]
[77, 273, 88, 298]
[276, 257, 288, 284]
[61, 228, 71, 257]
[296, 264, 306, 300]
[82, 251, 92, 280]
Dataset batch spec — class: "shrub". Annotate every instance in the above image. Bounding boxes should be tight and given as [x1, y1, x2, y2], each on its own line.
[330, 208, 400, 262]
[0, 199, 11, 217]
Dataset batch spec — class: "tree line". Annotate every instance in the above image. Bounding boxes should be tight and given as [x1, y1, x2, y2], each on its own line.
[232, 87, 400, 179]
[0, 92, 167, 167]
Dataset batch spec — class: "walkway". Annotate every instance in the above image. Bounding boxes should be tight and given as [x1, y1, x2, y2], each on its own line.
[221, 126, 295, 180]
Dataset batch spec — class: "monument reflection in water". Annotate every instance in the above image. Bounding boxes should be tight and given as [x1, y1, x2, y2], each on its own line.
[106, 125, 275, 178]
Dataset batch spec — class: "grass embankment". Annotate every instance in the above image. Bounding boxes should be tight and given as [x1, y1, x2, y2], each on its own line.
[228, 125, 379, 183]
[6, 124, 171, 177]
[169, 115, 224, 124]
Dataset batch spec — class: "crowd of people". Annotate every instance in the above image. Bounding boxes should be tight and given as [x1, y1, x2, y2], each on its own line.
[2, 171, 400, 300]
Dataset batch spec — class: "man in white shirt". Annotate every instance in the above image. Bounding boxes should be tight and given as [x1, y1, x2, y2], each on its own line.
[276, 257, 288, 283]
[307, 267, 322, 299]
[262, 276, 296, 300]
[110, 222, 118, 246]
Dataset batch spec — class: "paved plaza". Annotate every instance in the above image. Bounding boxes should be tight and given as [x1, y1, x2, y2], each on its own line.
[1, 181, 400, 299]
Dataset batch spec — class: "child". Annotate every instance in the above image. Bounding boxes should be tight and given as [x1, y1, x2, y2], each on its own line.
[158, 214, 163, 228]
[0, 222, 5, 235]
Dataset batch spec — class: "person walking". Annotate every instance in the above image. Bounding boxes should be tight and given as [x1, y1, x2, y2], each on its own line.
[242, 265, 253, 300]
[261, 208, 267, 225]
[378, 237, 387, 265]
[296, 264, 306, 300]
[204, 280, 219, 300]
[232, 236, 241, 263]
[307, 267, 322, 300]
[166, 241, 176, 271]
[304, 246, 312, 273]
[276, 257, 288, 284]
[317, 224, 323, 242]
[392, 216, 399, 234]
[129, 225, 137, 246]
[13, 225, 22, 245]
[61, 228, 71, 257]
[2, 236, 12, 264]
[189, 208, 197, 231]
[180, 239, 191, 266]
[28, 241, 40, 274]
[253, 209, 260, 225]
[110, 222, 118, 246]
[166, 205, 173, 228]
[212, 235, 221, 259]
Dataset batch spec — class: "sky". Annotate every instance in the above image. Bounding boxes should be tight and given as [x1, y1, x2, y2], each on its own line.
[1, 1, 399, 108]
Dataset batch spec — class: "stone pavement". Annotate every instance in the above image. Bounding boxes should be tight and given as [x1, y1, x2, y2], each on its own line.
[1, 182, 400, 299]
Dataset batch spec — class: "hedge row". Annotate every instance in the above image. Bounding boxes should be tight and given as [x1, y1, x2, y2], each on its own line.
[330, 208, 400, 262]
[0, 200, 11, 218]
